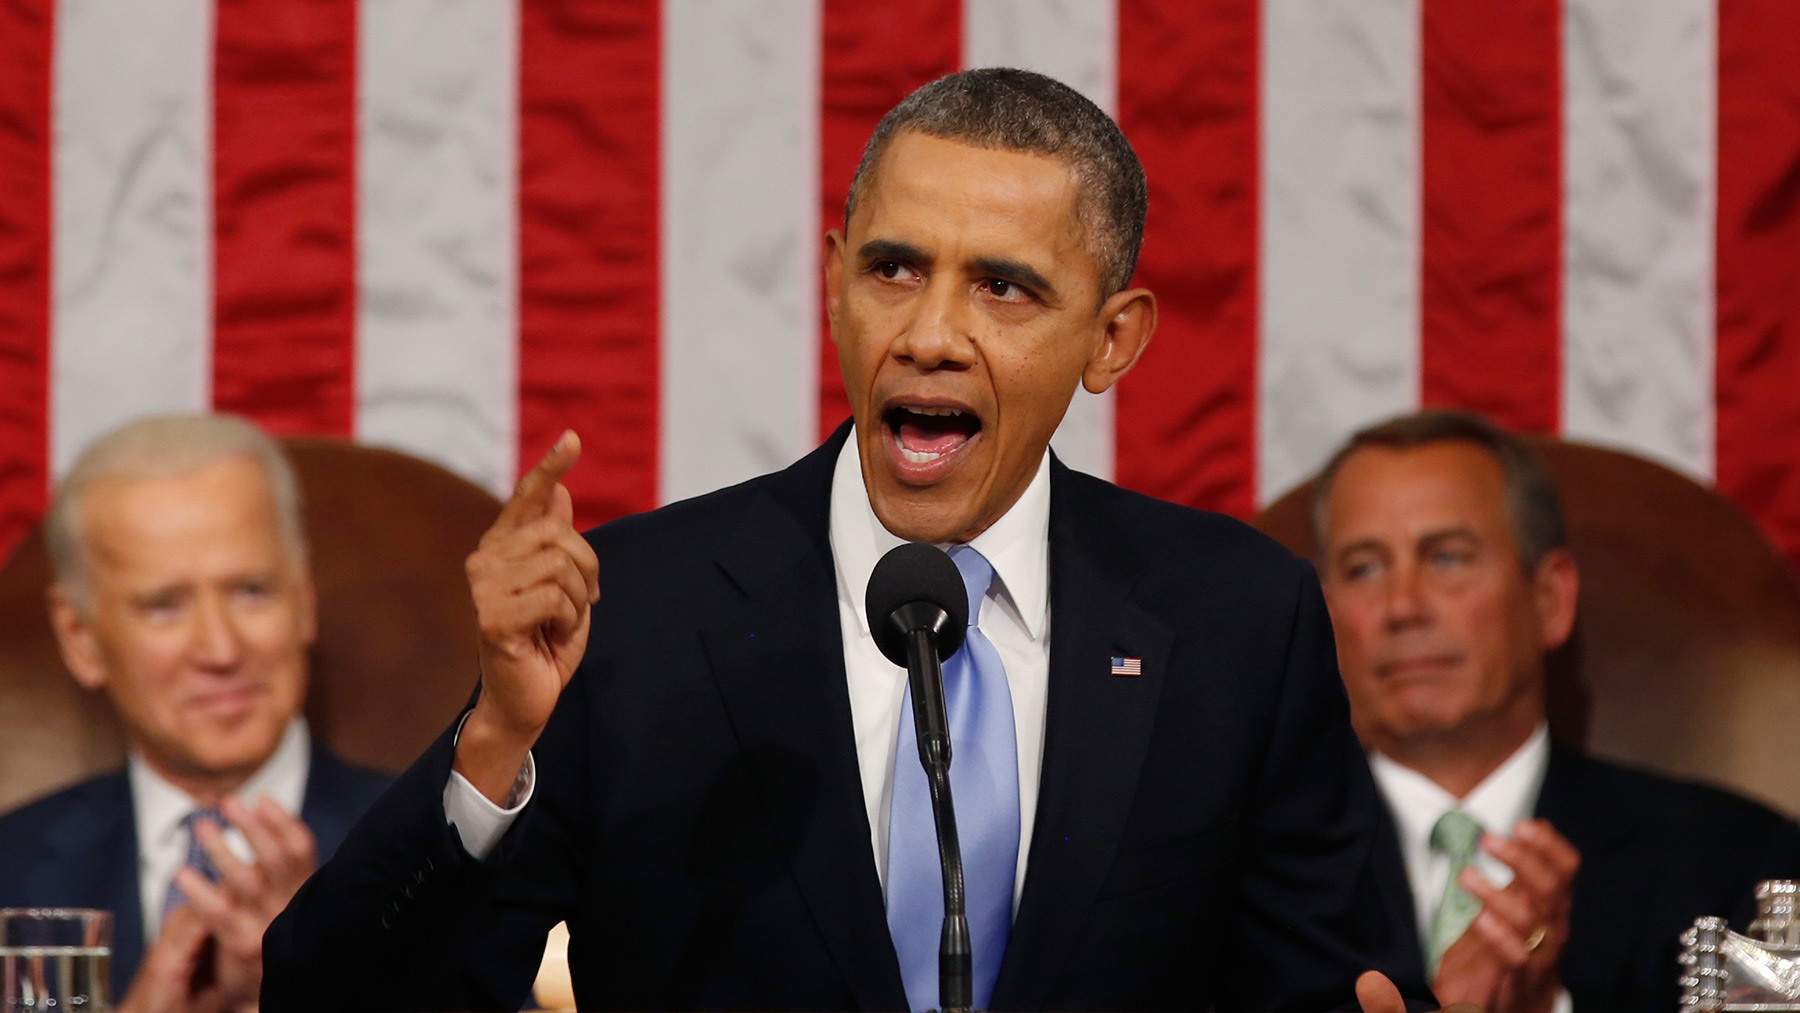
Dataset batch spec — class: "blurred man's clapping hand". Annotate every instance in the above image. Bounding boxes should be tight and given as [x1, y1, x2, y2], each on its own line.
[1432, 820, 1579, 1013]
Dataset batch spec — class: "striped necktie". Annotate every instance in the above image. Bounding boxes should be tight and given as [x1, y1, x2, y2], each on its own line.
[161, 807, 225, 923]
[886, 545, 1021, 1012]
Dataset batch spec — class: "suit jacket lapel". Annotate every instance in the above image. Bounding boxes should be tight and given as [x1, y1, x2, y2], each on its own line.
[299, 743, 356, 858]
[1535, 746, 1640, 996]
[109, 795, 146, 1000]
[991, 463, 1173, 1010]
[699, 427, 908, 1012]
[1370, 796, 1428, 986]
[42, 774, 145, 999]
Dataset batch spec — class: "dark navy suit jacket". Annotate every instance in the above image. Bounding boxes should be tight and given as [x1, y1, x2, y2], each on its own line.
[0, 741, 389, 999]
[1370, 746, 1800, 1012]
[265, 424, 1432, 1012]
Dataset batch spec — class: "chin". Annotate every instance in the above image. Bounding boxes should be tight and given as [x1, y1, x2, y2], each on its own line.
[1384, 706, 1475, 743]
[195, 721, 287, 772]
[870, 490, 976, 544]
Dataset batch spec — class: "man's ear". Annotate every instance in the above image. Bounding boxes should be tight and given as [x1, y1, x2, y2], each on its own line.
[47, 584, 109, 691]
[1082, 287, 1157, 395]
[1532, 548, 1580, 651]
[823, 229, 847, 347]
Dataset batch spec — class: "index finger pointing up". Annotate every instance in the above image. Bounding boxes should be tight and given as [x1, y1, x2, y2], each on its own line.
[501, 430, 581, 526]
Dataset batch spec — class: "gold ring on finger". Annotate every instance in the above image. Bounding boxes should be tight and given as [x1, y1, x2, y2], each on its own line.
[1525, 925, 1548, 952]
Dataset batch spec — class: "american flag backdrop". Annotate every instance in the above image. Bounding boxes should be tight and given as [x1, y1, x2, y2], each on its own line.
[1, 1, 1797, 570]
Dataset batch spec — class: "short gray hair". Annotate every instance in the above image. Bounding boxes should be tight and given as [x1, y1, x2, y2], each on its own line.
[45, 414, 307, 610]
[845, 67, 1149, 298]
[1310, 410, 1569, 573]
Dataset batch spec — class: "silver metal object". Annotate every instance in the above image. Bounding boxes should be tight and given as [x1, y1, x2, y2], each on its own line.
[1752, 882, 1800, 947]
[1679, 883, 1800, 1011]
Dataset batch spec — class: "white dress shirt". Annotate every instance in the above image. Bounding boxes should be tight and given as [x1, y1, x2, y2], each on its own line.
[130, 717, 310, 943]
[829, 431, 1052, 909]
[1368, 724, 1550, 937]
[447, 430, 1056, 913]
[1370, 723, 1572, 1013]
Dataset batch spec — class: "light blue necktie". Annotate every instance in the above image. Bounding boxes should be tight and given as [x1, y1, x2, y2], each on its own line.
[887, 545, 1020, 1012]
[161, 807, 224, 923]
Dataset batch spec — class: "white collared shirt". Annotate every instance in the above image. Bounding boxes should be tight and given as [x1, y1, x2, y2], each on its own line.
[130, 718, 310, 942]
[829, 431, 1052, 909]
[446, 431, 1056, 912]
[1367, 723, 1551, 939]
[1368, 724, 1573, 1013]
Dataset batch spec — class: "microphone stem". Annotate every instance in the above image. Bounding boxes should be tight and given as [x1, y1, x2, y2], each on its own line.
[906, 627, 973, 1013]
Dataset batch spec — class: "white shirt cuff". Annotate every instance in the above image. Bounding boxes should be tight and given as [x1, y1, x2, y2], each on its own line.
[1554, 986, 1573, 1013]
[441, 712, 536, 860]
[443, 759, 534, 859]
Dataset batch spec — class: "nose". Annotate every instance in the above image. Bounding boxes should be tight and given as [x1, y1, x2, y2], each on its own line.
[189, 592, 246, 671]
[891, 277, 976, 372]
[1381, 562, 1431, 632]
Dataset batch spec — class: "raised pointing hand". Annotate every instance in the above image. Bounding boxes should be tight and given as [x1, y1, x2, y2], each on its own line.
[455, 431, 600, 804]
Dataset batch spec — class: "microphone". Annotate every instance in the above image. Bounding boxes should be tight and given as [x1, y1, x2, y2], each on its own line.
[865, 543, 973, 1013]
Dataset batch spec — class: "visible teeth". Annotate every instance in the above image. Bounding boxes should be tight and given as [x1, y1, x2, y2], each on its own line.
[908, 406, 963, 417]
[900, 448, 943, 464]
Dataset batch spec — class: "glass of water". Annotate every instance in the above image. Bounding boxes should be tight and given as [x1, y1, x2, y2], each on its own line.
[0, 908, 111, 1011]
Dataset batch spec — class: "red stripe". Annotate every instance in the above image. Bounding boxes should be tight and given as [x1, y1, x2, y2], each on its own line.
[1115, 0, 1259, 517]
[1418, 0, 1562, 432]
[518, 0, 660, 526]
[0, 0, 51, 560]
[817, 0, 961, 442]
[1716, 0, 1800, 573]
[212, 0, 358, 436]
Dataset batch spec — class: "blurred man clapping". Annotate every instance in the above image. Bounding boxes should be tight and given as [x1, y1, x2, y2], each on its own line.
[0, 415, 389, 1012]
[1315, 410, 1800, 1013]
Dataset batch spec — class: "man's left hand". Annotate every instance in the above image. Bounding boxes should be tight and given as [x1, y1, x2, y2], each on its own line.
[1432, 818, 1581, 1013]
[178, 794, 320, 1012]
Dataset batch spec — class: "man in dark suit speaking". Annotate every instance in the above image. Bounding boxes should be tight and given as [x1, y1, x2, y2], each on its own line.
[265, 69, 1429, 1013]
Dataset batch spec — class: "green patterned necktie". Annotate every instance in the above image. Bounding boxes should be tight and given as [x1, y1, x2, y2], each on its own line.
[1424, 809, 1485, 977]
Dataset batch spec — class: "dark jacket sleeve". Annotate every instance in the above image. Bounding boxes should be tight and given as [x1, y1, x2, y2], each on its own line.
[1219, 561, 1438, 1013]
[263, 668, 595, 1013]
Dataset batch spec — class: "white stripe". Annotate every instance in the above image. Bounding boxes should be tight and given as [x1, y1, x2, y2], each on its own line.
[660, 0, 821, 504]
[1258, 0, 1422, 505]
[356, 0, 519, 496]
[964, 0, 1118, 482]
[51, 0, 212, 477]
[1561, 0, 1715, 481]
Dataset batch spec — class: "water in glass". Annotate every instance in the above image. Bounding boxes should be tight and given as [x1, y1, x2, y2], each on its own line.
[0, 909, 111, 1011]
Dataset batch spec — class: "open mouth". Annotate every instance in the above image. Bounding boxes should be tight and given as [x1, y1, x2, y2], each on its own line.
[884, 404, 983, 465]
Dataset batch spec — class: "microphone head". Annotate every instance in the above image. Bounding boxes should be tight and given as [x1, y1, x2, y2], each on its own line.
[864, 543, 969, 667]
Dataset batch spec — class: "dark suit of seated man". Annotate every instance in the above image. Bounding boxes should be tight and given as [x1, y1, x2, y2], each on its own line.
[0, 414, 389, 1013]
[264, 69, 1433, 1013]
[1312, 410, 1800, 1013]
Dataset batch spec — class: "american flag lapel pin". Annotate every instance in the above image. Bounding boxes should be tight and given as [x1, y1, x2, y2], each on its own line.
[1109, 655, 1142, 677]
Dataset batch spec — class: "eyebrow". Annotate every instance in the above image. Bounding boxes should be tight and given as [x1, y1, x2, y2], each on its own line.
[1332, 539, 1388, 566]
[969, 255, 1060, 303]
[1417, 527, 1480, 548]
[1332, 527, 1480, 563]
[856, 239, 1062, 304]
[856, 238, 928, 268]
